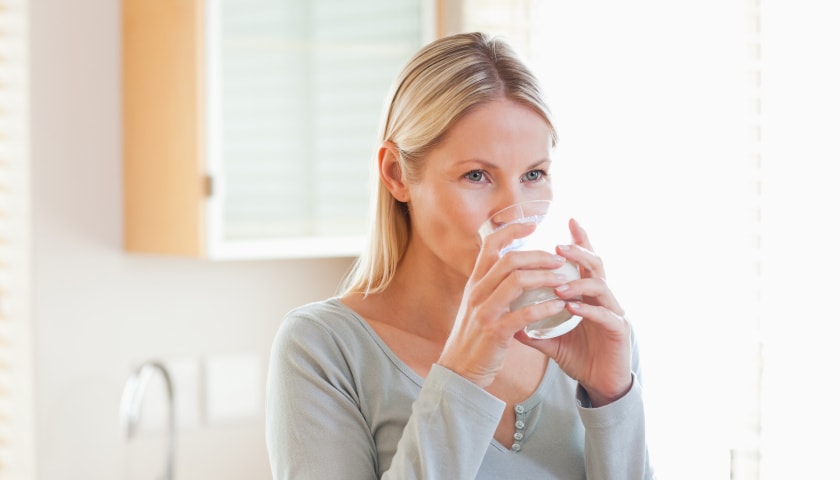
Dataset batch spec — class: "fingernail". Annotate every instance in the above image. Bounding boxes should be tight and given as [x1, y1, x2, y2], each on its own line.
[567, 301, 580, 309]
[557, 244, 570, 251]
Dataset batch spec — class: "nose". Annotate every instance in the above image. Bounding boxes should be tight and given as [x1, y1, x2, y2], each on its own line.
[482, 191, 524, 234]
[493, 187, 528, 213]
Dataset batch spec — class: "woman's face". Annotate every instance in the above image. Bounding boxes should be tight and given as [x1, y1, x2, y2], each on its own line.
[405, 99, 555, 278]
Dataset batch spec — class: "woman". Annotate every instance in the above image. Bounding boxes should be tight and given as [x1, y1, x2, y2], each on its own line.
[266, 32, 654, 479]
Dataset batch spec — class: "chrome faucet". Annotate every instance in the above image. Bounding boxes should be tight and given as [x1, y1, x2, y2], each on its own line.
[120, 361, 176, 480]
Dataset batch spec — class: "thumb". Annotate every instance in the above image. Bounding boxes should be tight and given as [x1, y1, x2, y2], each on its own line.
[514, 329, 557, 357]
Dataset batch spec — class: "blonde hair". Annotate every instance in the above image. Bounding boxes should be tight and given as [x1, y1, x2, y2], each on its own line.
[341, 32, 558, 296]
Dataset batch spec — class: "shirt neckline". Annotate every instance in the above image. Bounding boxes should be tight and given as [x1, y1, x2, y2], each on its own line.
[328, 297, 558, 411]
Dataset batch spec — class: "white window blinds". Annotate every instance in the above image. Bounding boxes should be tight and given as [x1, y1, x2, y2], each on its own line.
[462, 1, 762, 478]
[209, 0, 424, 242]
[0, 0, 34, 477]
[757, 1, 840, 478]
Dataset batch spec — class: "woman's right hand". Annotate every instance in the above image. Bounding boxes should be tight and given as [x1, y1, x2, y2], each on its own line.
[437, 221, 570, 388]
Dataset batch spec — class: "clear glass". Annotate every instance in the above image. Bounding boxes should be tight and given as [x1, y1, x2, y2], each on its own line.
[479, 200, 583, 339]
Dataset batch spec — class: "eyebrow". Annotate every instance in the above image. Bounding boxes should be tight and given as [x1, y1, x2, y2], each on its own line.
[456, 158, 552, 170]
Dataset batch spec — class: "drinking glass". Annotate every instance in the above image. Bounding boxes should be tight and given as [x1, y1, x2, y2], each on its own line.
[478, 200, 583, 339]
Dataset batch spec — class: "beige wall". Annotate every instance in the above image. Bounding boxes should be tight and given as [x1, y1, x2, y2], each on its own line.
[29, 0, 354, 478]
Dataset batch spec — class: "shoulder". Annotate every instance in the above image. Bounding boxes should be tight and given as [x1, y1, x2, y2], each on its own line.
[269, 298, 398, 408]
[271, 298, 378, 368]
[281, 297, 356, 327]
[276, 297, 363, 343]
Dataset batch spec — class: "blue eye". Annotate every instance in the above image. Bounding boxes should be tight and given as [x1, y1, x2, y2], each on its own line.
[465, 170, 487, 182]
[523, 170, 546, 182]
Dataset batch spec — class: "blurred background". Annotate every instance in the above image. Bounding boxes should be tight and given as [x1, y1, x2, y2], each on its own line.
[1, 0, 838, 479]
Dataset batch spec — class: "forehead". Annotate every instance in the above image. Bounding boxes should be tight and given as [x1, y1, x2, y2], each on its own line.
[433, 99, 554, 164]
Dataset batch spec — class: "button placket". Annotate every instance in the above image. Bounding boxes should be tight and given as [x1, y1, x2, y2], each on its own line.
[512, 404, 526, 452]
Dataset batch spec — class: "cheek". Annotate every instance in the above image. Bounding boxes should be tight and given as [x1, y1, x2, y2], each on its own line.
[441, 201, 483, 236]
[416, 198, 482, 248]
[443, 205, 486, 262]
[428, 206, 477, 242]
[408, 187, 487, 269]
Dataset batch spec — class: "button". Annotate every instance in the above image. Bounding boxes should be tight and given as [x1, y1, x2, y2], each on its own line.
[514, 404, 525, 414]
[515, 420, 525, 430]
[514, 432, 523, 441]
[511, 443, 521, 452]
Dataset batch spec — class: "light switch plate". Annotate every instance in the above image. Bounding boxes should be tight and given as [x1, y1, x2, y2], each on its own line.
[204, 352, 262, 423]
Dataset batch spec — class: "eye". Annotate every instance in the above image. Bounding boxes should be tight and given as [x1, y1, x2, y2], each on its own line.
[464, 170, 488, 183]
[523, 169, 548, 182]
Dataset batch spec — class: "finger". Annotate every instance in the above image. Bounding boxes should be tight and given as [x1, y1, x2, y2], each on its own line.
[569, 218, 593, 251]
[566, 300, 629, 333]
[472, 253, 568, 311]
[557, 243, 606, 280]
[474, 221, 538, 278]
[505, 298, 568, 335]
[554, 277, 625, 316]
[478, 221, 538, 259]
[514, 327, 563, 359]
[563, 218, 607, 278]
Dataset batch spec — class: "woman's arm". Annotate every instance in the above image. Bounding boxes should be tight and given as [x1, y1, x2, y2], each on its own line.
[577, 330, 655, 480]
[383, 364, 505, 480]
[266, 311, 505, 480]
[266, 314, 379, 478]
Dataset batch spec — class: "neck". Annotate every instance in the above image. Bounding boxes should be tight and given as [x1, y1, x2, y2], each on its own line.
[382, 241, 468, 342]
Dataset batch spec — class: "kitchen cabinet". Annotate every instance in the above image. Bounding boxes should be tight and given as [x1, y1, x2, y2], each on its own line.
[123, 0, 433, 258]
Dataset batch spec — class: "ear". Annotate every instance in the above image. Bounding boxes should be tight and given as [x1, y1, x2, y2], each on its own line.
[378, 141, 410, 203]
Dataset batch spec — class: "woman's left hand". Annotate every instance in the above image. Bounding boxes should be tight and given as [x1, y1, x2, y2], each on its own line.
[516, 218, 633, 407]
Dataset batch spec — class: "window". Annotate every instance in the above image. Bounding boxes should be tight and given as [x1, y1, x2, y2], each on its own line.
[463, 0, 840, 478]
[757, 1, 840, 477]
[207, 0, 428, 251]
[0, 0, 35, 477]
[123, 0, 432, 259]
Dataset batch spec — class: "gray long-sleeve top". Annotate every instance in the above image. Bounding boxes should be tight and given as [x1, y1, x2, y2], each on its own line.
[266, 298, 654, 479]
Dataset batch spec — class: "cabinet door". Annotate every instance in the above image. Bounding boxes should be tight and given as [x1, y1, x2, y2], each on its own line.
[204, 0, 429, 258]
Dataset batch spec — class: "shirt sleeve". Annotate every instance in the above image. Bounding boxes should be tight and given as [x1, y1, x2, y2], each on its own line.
[576, 327, 656, 480]
[266, 312, 377, 479]
[266, 310, 505, 480]
[383, 364, 505, 480]
[577, 374, 655, 480]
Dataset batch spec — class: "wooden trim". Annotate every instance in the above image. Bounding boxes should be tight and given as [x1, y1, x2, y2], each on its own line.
[123, 0, 205, 256]
[436, 0, 462, 37]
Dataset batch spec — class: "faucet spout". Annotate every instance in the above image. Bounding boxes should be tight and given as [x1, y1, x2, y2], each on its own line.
[120, 361, 176, 480]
